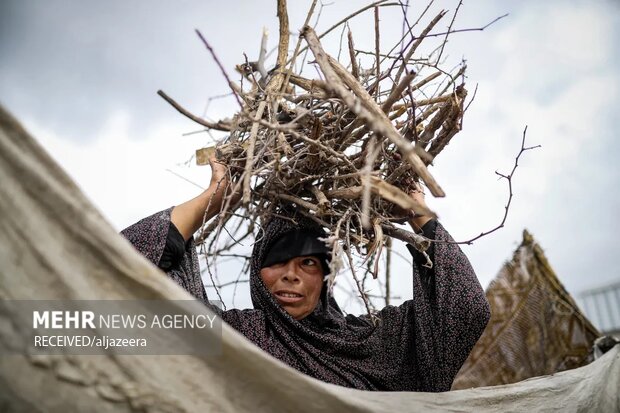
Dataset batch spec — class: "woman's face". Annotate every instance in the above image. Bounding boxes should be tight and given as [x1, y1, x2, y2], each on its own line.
[260, 256, 324, 320]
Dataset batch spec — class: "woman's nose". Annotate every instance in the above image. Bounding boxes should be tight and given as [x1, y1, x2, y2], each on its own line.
[281, 262, 300, 282]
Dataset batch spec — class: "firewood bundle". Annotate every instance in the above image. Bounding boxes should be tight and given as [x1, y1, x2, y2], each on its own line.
[161, 0, 470, 294]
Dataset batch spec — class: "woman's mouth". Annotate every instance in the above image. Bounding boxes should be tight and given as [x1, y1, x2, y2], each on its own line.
[274, 291, 304, 303]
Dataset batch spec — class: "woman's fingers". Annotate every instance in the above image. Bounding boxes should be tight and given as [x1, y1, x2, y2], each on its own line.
[409, 182, 426, 205]
[206, 153, 243, 210]
[208, 153, 226, 175]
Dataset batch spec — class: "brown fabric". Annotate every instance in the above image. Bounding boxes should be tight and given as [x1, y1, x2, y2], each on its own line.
[452, 230, 600, 389]
[122, 207, 490, 391]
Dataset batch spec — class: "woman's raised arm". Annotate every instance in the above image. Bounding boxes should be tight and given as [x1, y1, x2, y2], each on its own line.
[371, 185, 490, 391]
[171, 154, 238, 241]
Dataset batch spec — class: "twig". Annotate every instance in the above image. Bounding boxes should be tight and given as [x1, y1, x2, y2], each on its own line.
[361, 136, 380, 228]
[381, 70, 416, 114]
[157, 90, 231, 131]
[257, 27, 269, 84]
[272, 192, 320, 212]
[347, 29, 359, 79]
[409, 71, 441, 93]
[448, 126, 540, 245]
[208, 279, 250, 289]
[436, 0, 463, 64]
[429, 13, 508, 39]
[379, 0, 434, 67]
[374, 6, 381, 101]
[381, 224, 429, 251]
[165, 168, 205, 190]
[309, 185, 330, 212]
[345, 216, 376, 323]
[195, 29, 244, 108]
[463, 83, 478, 113]
[266, 0, 290, 95]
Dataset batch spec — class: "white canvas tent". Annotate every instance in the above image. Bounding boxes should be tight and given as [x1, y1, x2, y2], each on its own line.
[0, 105, 618, 412]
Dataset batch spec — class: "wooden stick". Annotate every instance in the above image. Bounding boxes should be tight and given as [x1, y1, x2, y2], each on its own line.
[257, 27, 269, 83]
[288, 74, 329, 95]
[374, 6, 381, 101]
[325, 186, 363, 199]
[272, 192, 319, 212]
[266, 0, 290, 94]
[195, 30, 244, 109]
[381, 224, 430, 251]
[428, 88, 467, 157]
[369, 177, 435, 217]
[409, 71, 441, 92]
[381, 70, 416, 114]
[281, 0, 317, 95]
[417, 85, 465, 148]
[361, 136, 380, 228]
[309, 185, 329, 212]
[436, 0, 463, 64]
[243, 101, 267, 204]
[345, 217, 376, 324]
[347, 29, 359, 79]
[391, 93, 452, 110]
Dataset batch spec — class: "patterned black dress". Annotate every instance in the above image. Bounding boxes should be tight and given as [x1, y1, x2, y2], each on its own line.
[122, 207, 490, 392]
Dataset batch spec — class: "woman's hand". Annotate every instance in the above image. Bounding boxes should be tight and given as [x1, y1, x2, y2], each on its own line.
[406, 183, 432, 232]
[207, 153, 234, 211]
[171, 153, 239, 241]
[391, 181, 433, 232]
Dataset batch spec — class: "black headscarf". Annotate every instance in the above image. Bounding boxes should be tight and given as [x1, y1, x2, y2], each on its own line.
[250, 211, 345, 328]
[260, 227, 331, 277]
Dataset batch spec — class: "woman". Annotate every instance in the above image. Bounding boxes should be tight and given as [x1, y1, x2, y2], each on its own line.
[121, 156, 490, 392]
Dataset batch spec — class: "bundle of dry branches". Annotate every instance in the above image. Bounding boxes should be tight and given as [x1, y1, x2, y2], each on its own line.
[159, 0, 494, 311]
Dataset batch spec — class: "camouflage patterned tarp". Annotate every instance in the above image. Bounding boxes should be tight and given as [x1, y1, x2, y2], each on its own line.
[453, 230, 600, 389]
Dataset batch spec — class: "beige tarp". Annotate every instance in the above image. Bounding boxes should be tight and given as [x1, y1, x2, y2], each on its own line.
[453, 230, 600, 389]
[1, 105, 618, 412]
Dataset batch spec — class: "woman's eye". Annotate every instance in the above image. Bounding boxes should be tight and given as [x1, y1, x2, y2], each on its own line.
[302, 258, 318, 266]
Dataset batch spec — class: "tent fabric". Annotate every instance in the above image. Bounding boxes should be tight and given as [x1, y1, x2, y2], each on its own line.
[1, 105, 618, 412]
[453, 231, 600, 389]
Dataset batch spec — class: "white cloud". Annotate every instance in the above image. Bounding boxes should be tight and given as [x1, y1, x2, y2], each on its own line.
[24, 111, 216, 231]
[494, 3, 613, 88]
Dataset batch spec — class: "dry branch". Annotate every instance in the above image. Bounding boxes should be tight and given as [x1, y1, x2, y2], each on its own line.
[157, 90, 231, 131]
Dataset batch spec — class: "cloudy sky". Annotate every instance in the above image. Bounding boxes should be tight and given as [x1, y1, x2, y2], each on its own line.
[1, 0, 619, 325]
